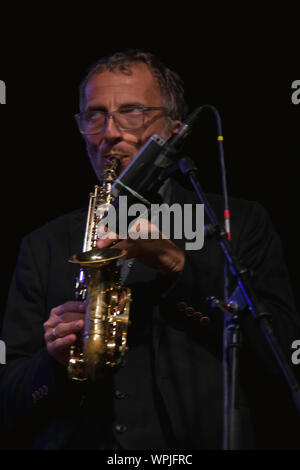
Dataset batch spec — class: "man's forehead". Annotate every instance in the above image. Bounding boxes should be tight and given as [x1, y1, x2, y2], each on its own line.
[84, 64, 162, 105]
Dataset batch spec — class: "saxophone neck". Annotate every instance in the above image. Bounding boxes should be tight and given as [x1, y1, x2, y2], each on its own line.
[84, 156, 121, 251]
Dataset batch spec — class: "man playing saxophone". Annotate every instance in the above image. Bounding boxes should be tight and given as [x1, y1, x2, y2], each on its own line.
[44, 53, 186, 373]
[0, 49, 299, 450]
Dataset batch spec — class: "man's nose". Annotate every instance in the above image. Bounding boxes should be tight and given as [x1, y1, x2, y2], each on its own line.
[102, 115, 122, 141]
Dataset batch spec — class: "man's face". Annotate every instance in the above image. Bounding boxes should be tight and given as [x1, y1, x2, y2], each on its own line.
[82, 63, 181, 178]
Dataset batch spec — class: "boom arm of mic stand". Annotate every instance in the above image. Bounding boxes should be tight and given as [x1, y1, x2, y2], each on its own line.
[179, 155, 300, 415]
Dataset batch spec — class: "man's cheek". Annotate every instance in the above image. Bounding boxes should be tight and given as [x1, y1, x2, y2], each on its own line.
[86, 142, 100, 164]
[85, 139, 98, 156]
[85, 146, 102, 177]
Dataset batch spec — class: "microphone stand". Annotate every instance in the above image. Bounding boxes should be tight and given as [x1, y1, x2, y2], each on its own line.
[177, 155, 300, 449]
[209, 296, 243, 449]
[112, 103, 300, 448]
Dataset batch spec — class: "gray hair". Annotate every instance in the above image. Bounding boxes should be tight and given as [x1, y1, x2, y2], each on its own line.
[79, 49, 188, 121]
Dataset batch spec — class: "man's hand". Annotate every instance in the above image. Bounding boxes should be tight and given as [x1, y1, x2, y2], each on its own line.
[97, 220, 185, 276]
[43, 301, 85, 366]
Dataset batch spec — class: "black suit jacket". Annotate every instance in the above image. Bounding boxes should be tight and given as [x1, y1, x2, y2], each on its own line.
[1, 177, 299, 449]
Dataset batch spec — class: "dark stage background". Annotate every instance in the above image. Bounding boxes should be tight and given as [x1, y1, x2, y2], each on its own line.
[0, 34, 299, 315]
[0, 21, 299, 450]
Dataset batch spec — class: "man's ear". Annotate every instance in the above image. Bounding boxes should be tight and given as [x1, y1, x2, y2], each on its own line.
[171, 120, 182, 134]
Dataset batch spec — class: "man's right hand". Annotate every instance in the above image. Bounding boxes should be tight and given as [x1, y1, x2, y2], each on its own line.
[43, 301, 85, 366]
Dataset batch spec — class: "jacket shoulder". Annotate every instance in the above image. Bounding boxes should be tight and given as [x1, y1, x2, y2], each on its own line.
[23, 208, 86, 245]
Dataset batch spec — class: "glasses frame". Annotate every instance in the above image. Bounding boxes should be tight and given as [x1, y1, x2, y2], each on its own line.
[74, 106, 169, 135]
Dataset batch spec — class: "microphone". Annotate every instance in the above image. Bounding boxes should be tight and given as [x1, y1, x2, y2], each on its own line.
[111, 106, 203, 205]
[111, 134, 166, 205]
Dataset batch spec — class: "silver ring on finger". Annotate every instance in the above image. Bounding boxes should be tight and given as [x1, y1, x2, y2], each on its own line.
[51, 327, 58, 342]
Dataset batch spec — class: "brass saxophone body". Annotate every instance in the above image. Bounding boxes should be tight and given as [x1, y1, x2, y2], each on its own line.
[68, 157, 131, 381]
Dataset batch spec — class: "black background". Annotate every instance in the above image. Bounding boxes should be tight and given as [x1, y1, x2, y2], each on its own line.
[0, 22, 299, 321]
[0, 13, 299, 452]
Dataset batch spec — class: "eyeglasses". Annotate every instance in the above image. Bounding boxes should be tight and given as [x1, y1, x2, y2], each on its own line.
[75, 106, 168, 135]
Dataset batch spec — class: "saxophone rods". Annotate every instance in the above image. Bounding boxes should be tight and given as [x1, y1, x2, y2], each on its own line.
[67, 157, 131, 382]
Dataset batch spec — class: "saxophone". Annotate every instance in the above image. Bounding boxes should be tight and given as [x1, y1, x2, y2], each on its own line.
[68, 156, 131, 381]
